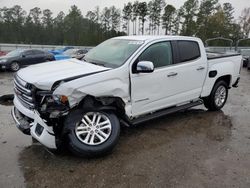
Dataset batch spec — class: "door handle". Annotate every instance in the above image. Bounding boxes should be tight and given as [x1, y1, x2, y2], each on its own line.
[197, 66, 205, 71]
[167, 72, 178, 77]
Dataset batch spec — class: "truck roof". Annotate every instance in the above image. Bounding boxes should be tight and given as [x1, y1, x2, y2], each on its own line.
[114, 35, 200, 42]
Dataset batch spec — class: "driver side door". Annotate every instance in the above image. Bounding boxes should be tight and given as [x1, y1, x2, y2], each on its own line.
[131, 41, 176, 116]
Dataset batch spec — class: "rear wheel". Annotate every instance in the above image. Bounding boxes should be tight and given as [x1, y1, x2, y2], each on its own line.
[243, 60, 248, 67]
[10, 61, 20, 72]
[203, 80, 228, 111]
[64, 109, 120, 157]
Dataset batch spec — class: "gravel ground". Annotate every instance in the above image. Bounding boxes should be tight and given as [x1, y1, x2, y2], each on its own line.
[0, 69, 250, 188]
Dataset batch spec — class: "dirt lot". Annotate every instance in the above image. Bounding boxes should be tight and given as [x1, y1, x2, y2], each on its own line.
[0, 69, 250, 188]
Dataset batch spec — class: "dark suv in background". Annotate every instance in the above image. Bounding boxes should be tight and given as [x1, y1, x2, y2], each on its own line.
[0, 49, 55, 71]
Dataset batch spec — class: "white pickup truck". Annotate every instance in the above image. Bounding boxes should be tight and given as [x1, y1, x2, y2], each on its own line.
[12, 36, 242, 157]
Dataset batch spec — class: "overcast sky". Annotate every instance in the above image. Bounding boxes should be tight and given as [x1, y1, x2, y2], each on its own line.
[0, 0, 247, 20]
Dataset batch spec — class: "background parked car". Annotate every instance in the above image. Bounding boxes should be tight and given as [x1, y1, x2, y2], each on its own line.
[240, 49, 250, 68]
[54, 49, 89, 60]
[0, 49, 55, 71]
[49, 46, 74, 55]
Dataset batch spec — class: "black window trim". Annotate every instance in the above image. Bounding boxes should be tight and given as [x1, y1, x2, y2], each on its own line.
[175, 40, 201, 64]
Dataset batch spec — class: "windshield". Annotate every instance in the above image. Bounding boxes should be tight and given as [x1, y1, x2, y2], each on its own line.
[6, 49, 23, 57]
[84, 39, 144, 68]
[63, 49, 77, 56]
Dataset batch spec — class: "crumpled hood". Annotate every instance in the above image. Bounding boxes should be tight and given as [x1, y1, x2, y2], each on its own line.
[17, 58, 110, 90]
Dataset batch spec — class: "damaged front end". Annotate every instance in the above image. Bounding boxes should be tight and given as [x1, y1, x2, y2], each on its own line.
[37, 90, 70, 118]
[12, 75, 71, 149]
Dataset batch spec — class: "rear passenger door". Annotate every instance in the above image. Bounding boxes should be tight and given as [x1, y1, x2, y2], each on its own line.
[169, 40, 207, 104]
[32, 50, 46, 63]
[21, 50, 35, 65]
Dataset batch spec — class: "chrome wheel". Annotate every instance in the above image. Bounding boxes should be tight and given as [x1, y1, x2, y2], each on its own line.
[214, 85, 227, 107]
[75, 112, 112, 146]
[11, 62, 20, 71]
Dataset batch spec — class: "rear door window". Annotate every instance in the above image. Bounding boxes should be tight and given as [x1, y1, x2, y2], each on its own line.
[32, 50, 44, 55]
[177, 41, 200, 62]
[23, 50, 34, 56]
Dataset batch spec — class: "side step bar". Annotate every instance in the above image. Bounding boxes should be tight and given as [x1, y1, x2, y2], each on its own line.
[130, 100, 203, 125]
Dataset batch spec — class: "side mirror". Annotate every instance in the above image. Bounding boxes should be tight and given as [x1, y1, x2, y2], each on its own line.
[136, 61, 154, 73]
[21, 54, 26, 58]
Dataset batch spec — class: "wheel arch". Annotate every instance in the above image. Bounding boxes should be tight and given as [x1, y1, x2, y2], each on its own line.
[77, 95, 126, 117]
[214, 75, 232, 88]
[11, 60, 20, 64]
[201, 74, 232, 98]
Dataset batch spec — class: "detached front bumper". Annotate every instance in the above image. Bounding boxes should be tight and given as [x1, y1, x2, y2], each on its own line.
[12, 96, 57, 149]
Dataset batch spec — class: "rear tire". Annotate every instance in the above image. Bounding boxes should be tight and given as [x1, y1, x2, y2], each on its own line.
[243, 60, 248, 68]
[64, 109, 120, 157]
[203, 80, 228, 111]
[10, 61, 20, 72]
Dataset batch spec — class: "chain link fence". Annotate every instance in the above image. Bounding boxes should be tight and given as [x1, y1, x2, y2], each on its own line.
[1, 43, 250, 55]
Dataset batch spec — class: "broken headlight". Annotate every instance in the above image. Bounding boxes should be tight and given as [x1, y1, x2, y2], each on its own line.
[52, 95, 69, 104]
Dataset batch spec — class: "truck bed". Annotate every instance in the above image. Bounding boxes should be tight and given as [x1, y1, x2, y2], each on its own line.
[206, 51, 241, 60]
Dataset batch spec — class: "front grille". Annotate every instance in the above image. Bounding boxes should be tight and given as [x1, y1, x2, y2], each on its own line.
[14, 75, 35, 109]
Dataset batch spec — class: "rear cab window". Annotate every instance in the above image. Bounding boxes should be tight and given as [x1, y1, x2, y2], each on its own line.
[177, 41, 201, 63]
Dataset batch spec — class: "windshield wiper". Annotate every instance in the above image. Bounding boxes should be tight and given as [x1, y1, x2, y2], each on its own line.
[89, 61, 106, 67]
[82, 57, 107, 67]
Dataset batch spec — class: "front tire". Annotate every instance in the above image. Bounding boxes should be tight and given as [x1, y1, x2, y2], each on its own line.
[10, 61, 20, 72]
[203, 80, 228, 111]
[64, 109, 120, 157]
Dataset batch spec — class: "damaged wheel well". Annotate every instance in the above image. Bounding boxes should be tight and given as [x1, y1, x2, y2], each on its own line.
[78, 95, 126, 117]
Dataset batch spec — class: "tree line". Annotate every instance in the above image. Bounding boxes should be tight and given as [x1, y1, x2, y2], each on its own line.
[120, 0, 250, 45]
[0, 5, 125, 46]
[0, 0, 250, 46]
